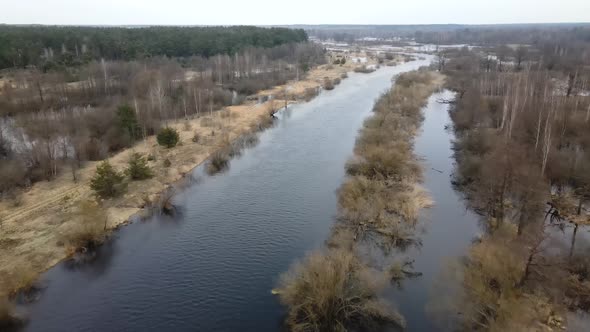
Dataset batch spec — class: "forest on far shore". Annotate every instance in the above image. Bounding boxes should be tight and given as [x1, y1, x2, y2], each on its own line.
[0, 25, 308, 70]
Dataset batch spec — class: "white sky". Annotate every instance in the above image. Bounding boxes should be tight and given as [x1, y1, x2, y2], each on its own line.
[1, 0, 589, 25]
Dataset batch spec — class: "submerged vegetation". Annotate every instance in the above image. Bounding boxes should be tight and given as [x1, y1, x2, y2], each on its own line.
[277, 70, 442, 330]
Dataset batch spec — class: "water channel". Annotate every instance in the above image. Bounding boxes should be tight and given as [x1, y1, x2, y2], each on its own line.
[21, 55, 485, 332]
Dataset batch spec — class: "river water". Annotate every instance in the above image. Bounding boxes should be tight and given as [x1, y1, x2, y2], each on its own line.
[388, 90, 481, 331]
[21, 56, 485, 331]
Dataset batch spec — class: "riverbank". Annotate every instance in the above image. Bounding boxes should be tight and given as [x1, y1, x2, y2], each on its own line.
[276, 69, 444, 330]
[0, 53, 386, 301]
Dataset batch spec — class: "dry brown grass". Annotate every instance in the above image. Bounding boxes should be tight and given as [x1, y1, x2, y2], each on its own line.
[277, 249, 405, 332]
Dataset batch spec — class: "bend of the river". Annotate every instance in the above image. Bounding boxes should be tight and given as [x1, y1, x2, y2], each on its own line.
[21, 56, 483, 332]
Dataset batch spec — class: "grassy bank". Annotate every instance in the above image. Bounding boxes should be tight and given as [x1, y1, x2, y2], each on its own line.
[276, 69, 444, 331]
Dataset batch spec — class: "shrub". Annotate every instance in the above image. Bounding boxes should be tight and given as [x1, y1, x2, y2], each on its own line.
[323, 78, 334, 90]
[157, 187, 177, 215]
[192, 132, 200, 143]
[62, 200, 107, 250]
[276, 249, 405, 331]
[125, 153, 153, 180]
[303, 87, 319, 101]
[333, 77, 341, 85]
[157, 127, 180, 148]
[206, 150, 229, 175]
[455, 224, 553, 331]
[90, 161, 126, 198]
[341, 72, 348, 79]
[163, 158, 172, 168]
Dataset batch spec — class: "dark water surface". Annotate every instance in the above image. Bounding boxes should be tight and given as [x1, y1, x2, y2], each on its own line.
[390, 91, 481, 331]
[23, 57, 434, 332]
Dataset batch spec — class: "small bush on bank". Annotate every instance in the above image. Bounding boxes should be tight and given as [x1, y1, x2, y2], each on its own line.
[206, 150, 229, 175]
[62, 200, 107, 250]
[157, 127, 180, 148]
[192, 132, 200, 143]
[341, 72, 348, 79]
[303, 87, 319, 101]
[277, 249, 405, 331]
[163, 158, 172, 168]
[125, 153, 153, 180]
[90, 161, 126, 198]
[250, 113, 276, 132]
[323, 78, 335, 90]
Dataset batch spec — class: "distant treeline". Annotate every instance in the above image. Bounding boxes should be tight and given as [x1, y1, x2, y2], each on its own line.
[414, 24, 590, 46]
[0, 25, 308, 70]
[303, 23, 590, 46]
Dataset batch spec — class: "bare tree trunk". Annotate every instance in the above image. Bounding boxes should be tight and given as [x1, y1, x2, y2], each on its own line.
[541, 102, 554, 176]
[101, 58, 108, 95]
[535, 82, 549, 150]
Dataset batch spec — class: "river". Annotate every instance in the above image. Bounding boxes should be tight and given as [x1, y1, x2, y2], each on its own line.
[20, 56, 485, 332]
[389, 90, 481, 330]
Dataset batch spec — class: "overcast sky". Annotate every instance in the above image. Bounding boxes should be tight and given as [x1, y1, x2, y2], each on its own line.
[1, 0, 589, 25]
